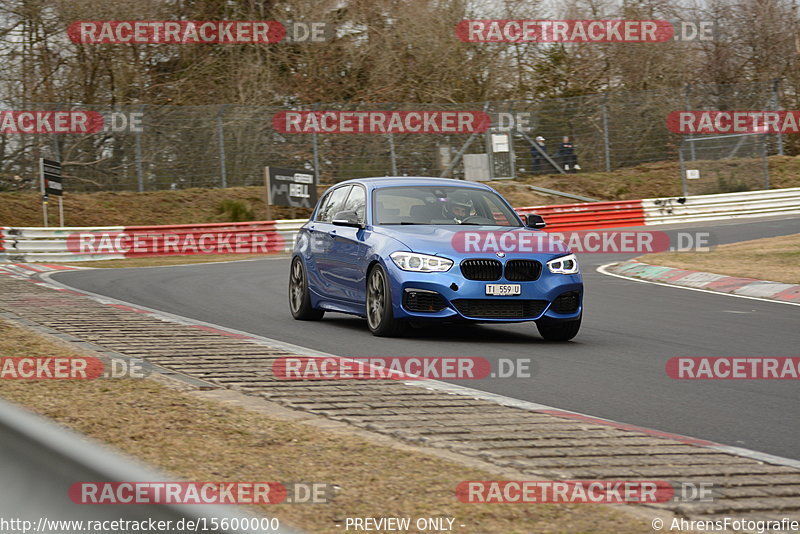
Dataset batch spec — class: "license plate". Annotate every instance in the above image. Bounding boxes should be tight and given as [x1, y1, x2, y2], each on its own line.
[485, 284, 521, 296]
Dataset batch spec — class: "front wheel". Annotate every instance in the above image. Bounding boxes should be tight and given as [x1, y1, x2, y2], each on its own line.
[289, 257, 324, 321]
[366, 265, 407, 337]
[537, 314, 581, 341]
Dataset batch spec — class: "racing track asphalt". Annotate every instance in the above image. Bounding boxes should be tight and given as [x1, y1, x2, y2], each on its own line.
[50, 216, 800, 460]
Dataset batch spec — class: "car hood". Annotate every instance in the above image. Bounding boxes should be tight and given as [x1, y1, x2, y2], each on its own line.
[373, 225, 571, 260]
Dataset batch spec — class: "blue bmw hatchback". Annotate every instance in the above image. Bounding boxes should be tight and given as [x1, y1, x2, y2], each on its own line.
[289, 177, 583, 339]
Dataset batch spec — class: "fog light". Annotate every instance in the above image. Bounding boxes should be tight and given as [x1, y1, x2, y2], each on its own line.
[551, 291, 580, 313]
[403, 289, 447, 313]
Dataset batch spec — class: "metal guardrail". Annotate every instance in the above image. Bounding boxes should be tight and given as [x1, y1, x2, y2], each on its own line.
[642, 187, 800, 225]
[514, 187, 800, 231]
[0, 220, 306, 262]
[0, 397, 297, 534]
[2, 188, 799, 261]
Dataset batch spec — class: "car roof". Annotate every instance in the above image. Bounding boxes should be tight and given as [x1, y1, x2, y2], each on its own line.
[333, 176, 494, 190]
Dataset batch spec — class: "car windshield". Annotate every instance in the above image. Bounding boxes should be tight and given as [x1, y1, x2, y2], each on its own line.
[374, 185, 522, 227]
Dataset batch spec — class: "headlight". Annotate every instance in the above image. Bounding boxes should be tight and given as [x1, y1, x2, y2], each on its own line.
[547, 253, 579, 274]
[390, 252, 453, 272]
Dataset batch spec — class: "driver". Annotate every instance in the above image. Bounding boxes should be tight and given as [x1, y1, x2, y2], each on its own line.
[443, 191, 474, 223]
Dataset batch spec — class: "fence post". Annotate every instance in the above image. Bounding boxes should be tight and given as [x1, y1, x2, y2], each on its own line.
[679, 140, 688, 197]
[507, 101, 516, 179]
[684, 84, 695, 161]
[312, 104, 321, 184]
[217, 105, 228, 188]
[762, 134, 770, 189]
[51, 104, 63, 227]
[601, 93, 611, 172]
[508, 132, 517, 180]
[771, 79, 784, 156]
[51, 103, 61, 165]
[387, 133, 397, 175]
[484, 128, 495, 181]
[134, 104, 145, 192]
[312, 132, 320, 183]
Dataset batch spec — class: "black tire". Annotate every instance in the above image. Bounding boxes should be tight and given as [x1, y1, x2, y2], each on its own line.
[289, 257, 324, 321]
[537, 314, 581, 341]
[366, 264, 407, 337]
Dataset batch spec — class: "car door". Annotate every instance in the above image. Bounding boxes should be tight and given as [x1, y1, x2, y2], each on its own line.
[310, 185, 351, 300]
[326, 185, 371, 303]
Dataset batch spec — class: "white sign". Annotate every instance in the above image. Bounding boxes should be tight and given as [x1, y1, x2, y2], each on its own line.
[686, 169, 700, 180]
[491, 133, 510, 153]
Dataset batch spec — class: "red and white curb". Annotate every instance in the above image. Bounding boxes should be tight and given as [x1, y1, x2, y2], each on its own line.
[16, 268, 800, 472]
[603, 260, 800, 305]
[0, 263, 86, 280]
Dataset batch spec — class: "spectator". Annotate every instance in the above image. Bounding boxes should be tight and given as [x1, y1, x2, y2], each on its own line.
[530, 136, 548, 174]
[556, 136, 581, 173]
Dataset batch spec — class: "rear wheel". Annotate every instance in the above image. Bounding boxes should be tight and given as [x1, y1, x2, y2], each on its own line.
[289, 257, 324, 321]
[537, 314, 581, 341]
[366, 265, 407, 337]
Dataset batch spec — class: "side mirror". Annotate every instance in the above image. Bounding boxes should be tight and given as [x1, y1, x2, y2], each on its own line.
[332, 210, 363, 228]
[525, 214, 546, 229]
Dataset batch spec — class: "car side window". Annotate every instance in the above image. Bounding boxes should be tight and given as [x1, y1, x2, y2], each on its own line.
[341, 186, 366, 224]
[314, 193, 331, 222]
[316, 186, 351, 223]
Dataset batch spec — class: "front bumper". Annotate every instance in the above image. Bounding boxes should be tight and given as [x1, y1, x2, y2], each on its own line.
[383, 260, 583, 323]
